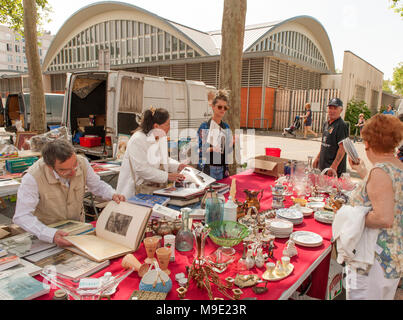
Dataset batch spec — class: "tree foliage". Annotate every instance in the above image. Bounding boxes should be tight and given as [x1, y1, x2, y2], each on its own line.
[390, 0, 403, 18]
[0, 0, 51, 36]
[344, 100, 371, 136]
[391, 62, 403, 96]
[383, 79, 393, 93]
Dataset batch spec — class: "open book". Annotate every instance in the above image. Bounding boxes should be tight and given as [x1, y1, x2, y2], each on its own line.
[65, 202, 152, 262]
[153, 167, 215, 199]
[180, 166, 215, 190]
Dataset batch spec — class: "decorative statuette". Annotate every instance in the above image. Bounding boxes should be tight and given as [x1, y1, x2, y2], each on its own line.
[255, 247, 265, 268]
[282, 240, 298, 258]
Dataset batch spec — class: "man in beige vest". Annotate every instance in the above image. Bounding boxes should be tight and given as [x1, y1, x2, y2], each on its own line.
[13, 139, 125, 247]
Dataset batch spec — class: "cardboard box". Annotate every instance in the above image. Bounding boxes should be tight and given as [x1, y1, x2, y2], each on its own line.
[95, 114, 106, 126]
[77, 118, 91, 127]
[252, 155, 288, 178]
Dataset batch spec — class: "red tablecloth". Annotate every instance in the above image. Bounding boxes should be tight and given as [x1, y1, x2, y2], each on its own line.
[35, 170, 332, 300]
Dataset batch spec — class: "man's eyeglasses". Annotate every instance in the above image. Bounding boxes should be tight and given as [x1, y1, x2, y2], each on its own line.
[216, 105, 229, 111]
[55, 164, 79, 175]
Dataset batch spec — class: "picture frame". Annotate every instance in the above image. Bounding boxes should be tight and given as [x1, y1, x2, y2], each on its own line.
[114, 134, 130, 160]
[15, 132, 37, 151]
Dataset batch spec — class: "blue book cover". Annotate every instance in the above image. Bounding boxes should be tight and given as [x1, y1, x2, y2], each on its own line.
[128, 193, 170, 208]
[0, 273, 49, 300]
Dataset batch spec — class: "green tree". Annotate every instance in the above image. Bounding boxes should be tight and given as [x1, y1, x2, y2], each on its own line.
[391, 62, 403, 96]
[344, 100, 371, 136]
[383, 79, 393, 93]
[0, 0, 52, 134]
[390, 0, 403, 18]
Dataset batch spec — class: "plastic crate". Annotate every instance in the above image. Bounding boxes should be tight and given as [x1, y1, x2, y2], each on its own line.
[79, 136, 102, 147]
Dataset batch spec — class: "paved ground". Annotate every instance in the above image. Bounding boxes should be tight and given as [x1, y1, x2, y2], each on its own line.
[240, 129, 369, 179]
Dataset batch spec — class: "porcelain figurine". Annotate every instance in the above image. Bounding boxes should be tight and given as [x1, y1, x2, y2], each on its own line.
[245, 247, 255, 270]
[282, 240, 298, 258]
[255, 247, 265, 268]
[275, 260, 285, 276]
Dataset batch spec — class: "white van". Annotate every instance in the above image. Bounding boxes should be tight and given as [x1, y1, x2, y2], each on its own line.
[61, 70, 213, 158]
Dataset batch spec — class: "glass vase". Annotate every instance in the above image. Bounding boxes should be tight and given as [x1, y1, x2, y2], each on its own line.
[175, 208, 193, 252]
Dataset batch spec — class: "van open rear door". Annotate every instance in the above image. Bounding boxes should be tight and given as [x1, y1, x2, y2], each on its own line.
[114, 71, 143, 136]
[61, 72, 73, 128]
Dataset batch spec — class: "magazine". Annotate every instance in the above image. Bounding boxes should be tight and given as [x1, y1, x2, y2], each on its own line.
[27, 248, 109, 280]
[342, 138, 360, 164]
[0, 272, 49, 300]
[128, 193, 170, 208]
[0, 233, 56, 258]
[0, 258, 42, 277]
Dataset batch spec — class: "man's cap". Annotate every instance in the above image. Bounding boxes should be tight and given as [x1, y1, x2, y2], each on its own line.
[328, 98, 343, 107]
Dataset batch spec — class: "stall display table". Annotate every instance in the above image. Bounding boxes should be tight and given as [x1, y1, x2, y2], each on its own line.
[34, 170, 333, 300]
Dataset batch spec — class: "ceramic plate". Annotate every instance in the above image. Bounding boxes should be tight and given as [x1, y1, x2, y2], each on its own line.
[308, 197, 324, 202]
[300, 207, 314, 216]
[276, 209, 303, 220]
[290, 231, 323, 247]
[262, 263, 294, 281]
[307, 202, 325, 210]
[314, 211, 335, 224]
[268, 219, 293, 230]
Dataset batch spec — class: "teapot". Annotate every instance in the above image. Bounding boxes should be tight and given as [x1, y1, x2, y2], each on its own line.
[151, 218, 173, 237]
[243, 189, 264, 212]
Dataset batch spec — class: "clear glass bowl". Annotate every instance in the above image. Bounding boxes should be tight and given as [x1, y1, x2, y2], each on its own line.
[40, 265, 134, 300]
[208, 221, 250, 248]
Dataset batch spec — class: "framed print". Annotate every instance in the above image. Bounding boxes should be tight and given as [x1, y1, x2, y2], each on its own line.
[15, 132, 37, 151]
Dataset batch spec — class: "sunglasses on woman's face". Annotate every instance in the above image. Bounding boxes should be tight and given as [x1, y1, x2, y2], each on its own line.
[216, 105, 228, 111]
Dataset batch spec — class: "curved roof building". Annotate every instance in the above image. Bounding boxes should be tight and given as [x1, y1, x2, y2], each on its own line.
[43, 2, 335, 88]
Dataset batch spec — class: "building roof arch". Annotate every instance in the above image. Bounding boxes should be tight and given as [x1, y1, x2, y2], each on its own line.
[42, 1, 216, 71]
[243, 16, 335, 72]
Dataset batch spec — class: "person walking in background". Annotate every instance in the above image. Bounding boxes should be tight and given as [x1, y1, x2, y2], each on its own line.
[383, 104, 395, 115]
[313, 98, 349, 177]
[354, 113, 365, 142]
[300, 103, 318, 139]
[345, 114, 403, 300]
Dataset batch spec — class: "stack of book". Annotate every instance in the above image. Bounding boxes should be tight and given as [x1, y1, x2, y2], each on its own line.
[128, 193, 170, 208]
[0, 219, 102, 300]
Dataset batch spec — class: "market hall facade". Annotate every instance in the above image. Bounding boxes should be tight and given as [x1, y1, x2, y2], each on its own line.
[40, 1, 336, 129]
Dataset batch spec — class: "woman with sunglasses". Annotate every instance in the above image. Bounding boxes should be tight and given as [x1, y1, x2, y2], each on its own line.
[197, 89, 232, 180]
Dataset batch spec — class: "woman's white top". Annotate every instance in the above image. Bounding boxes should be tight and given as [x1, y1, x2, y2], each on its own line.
[116, 130, 180, 199]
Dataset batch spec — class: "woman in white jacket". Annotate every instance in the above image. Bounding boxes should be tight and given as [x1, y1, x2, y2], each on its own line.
[116, 107, 187, 199]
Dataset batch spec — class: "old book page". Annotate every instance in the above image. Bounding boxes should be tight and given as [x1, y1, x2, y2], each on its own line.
[65, 201, 151, 262]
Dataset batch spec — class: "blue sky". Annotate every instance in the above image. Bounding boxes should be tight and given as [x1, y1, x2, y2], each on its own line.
[45, 0, 403, 80]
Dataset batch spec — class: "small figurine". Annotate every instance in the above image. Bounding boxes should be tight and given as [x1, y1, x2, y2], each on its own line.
[255, 247, 265, 268]
[267, 240, 275, 259]
[282, 240, 298, 258]
[275, 260, 285, 276]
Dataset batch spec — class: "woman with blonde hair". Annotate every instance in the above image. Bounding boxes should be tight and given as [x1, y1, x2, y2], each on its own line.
[198, 89, 232, 180]
[301, 103, 318, 139]
[346, 113, 403, 299]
